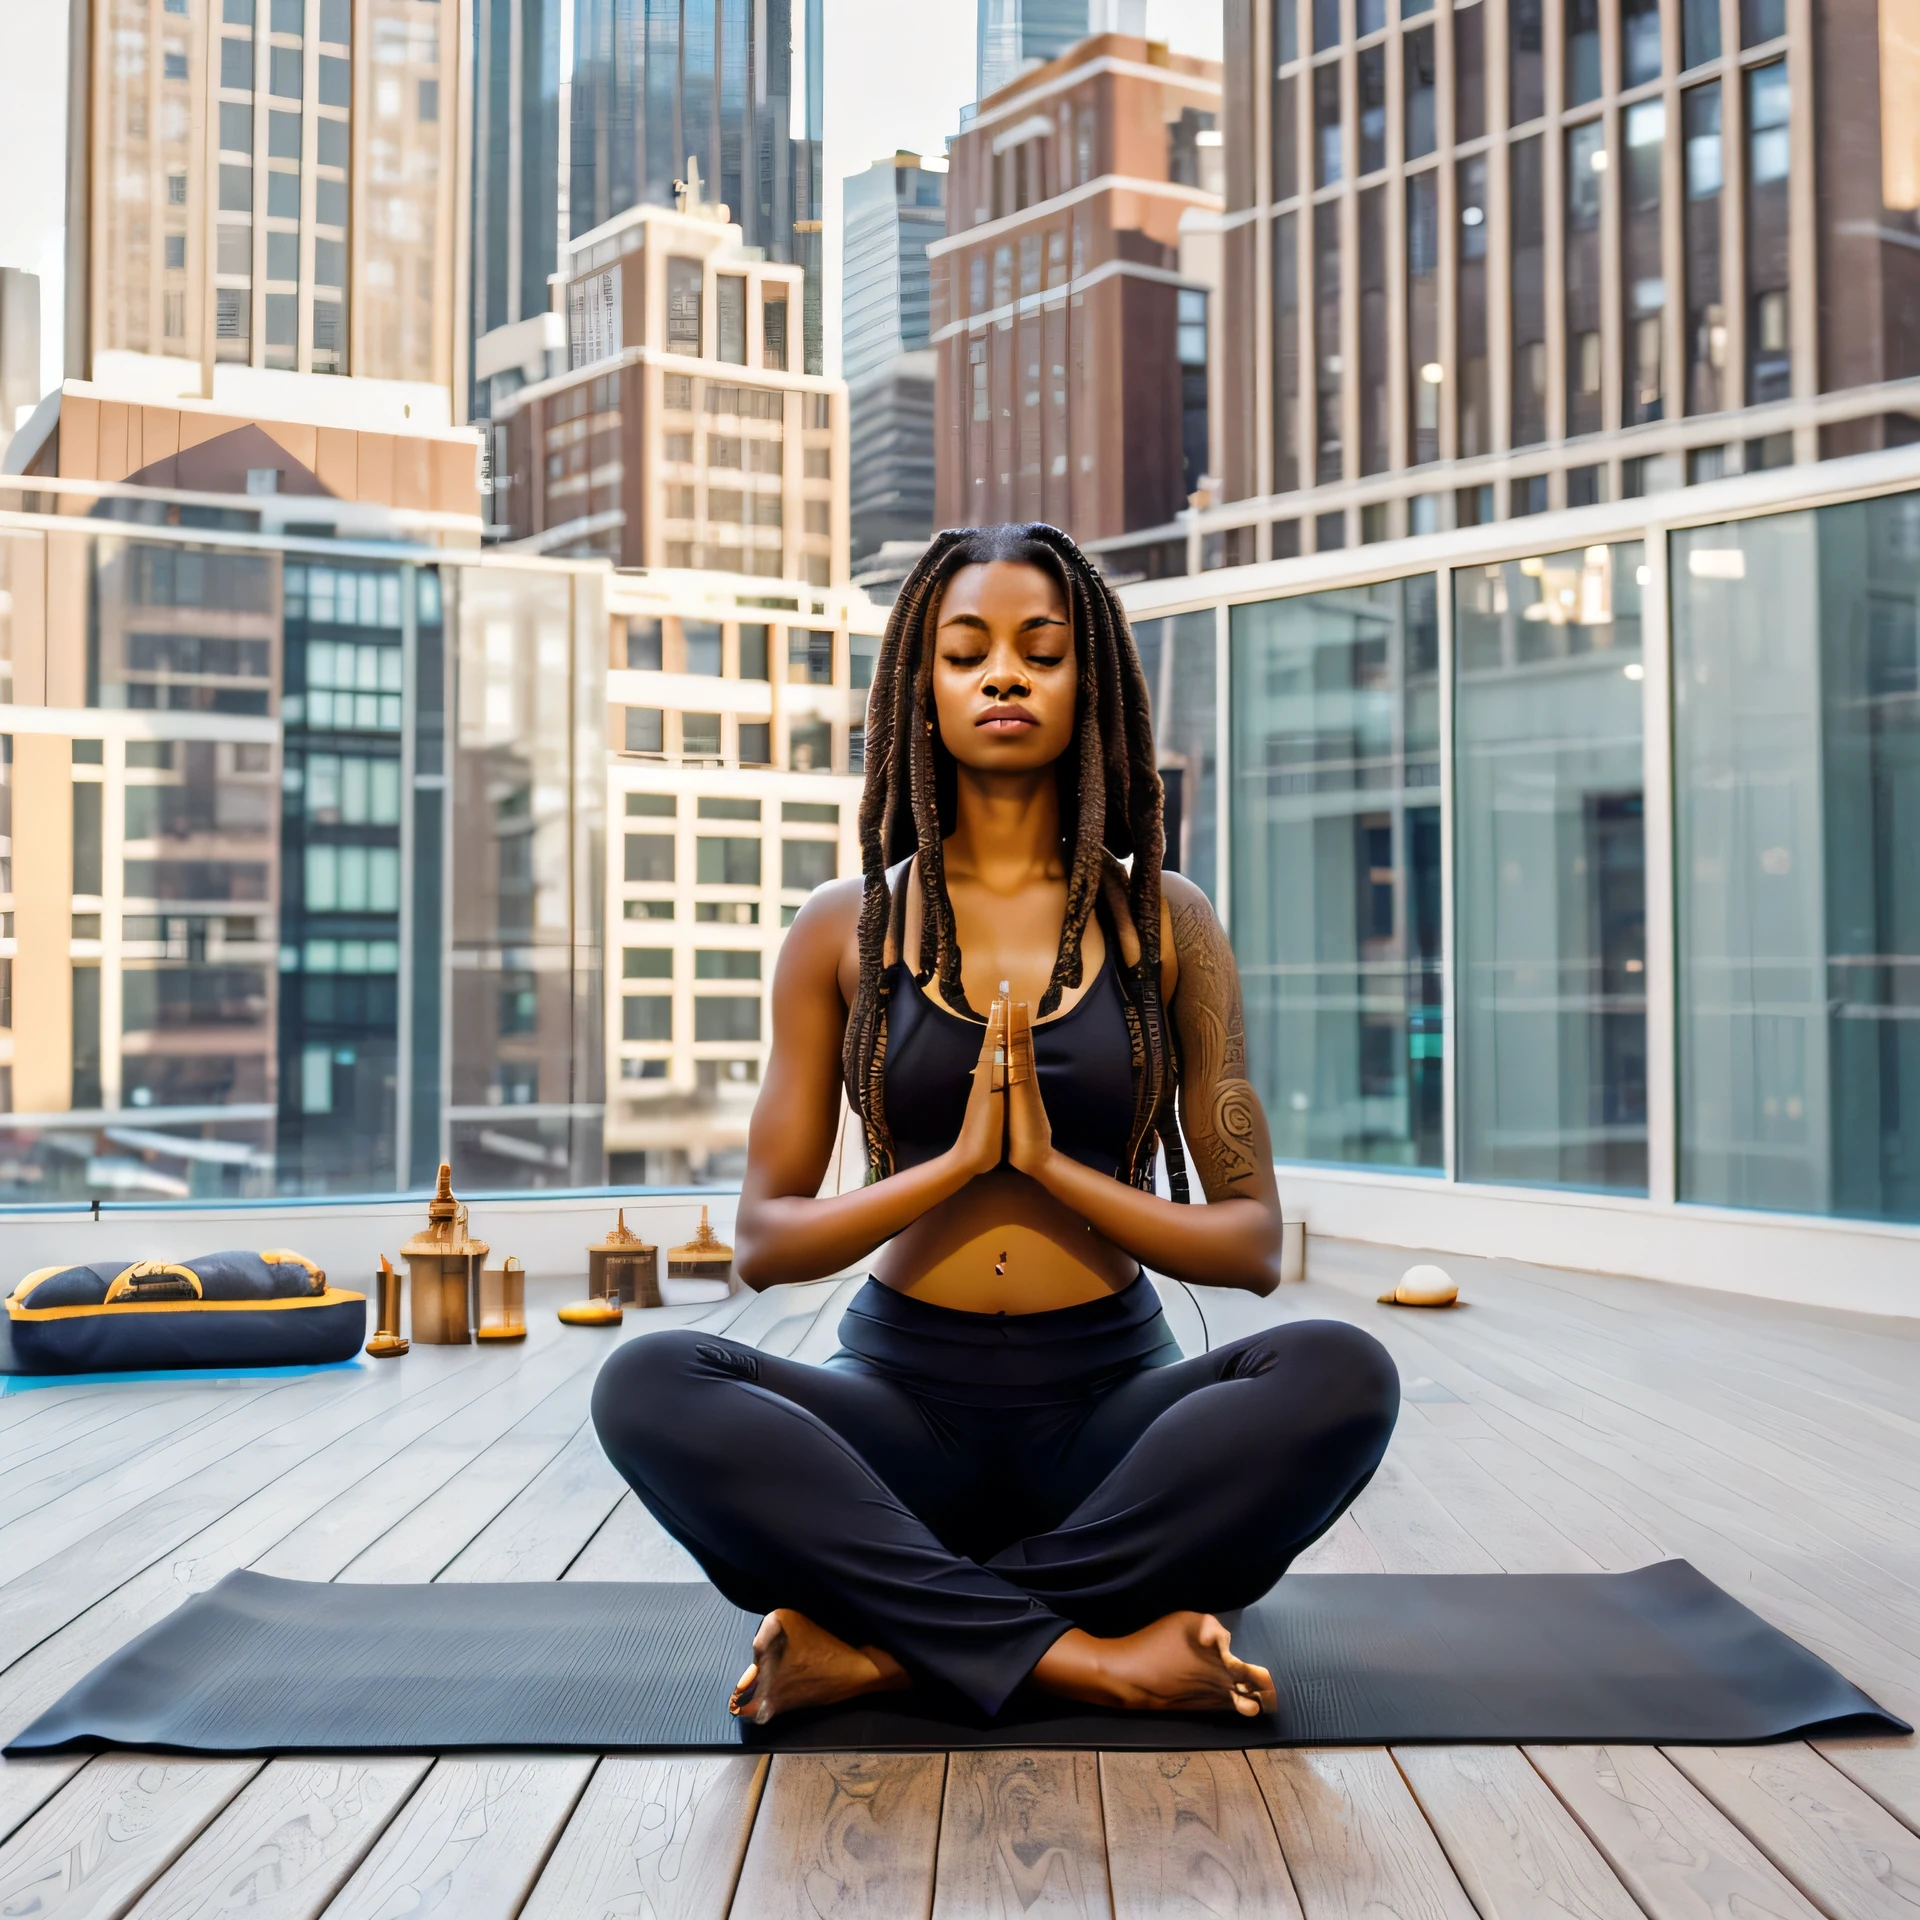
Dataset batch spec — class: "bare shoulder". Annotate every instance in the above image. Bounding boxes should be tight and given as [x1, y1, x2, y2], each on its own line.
[774, 875, 866, 994]
[1160, 871, 1227, 999]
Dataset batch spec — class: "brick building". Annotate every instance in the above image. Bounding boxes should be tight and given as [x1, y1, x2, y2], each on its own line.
[929, 35, 1223, 563]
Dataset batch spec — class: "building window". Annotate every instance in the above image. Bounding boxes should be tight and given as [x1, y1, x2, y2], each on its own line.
[1621, 0, 1661, 84]
[1674, 492, 1920, 1222]
[623, 995, 673, 1042]
[1314, 201, 1342, 482]
[1683, 0, 1720, 64]
[1404, 27, 1436, 160]
[221, 35, 253, 89]
[1313, 0, 1340, 50]
[1510, 0, 1544, 122]
[781, 841, 837, 891]
[1565, 121, 1605, 438]
[716, 276, 746, 364]
[697, 836, 761, 885]
[667, 256, 703, 354]
[1511, 136, 1547, 447]
[1683, 82, 1724, 415]
[1745, 62, 1791, 404]
[1741, 0, 1784, 42]
[1358, 190, 1389, 474]
[763, 294, 788, 370]
[1273, 68, 1299, 201]
[695, 997, 762, 1043]
[1623, 101, 1666, 426]
[1229, 577, 1443, 1170]
[682, 620, 723, 675]
[790, 630, 834, 684]
[1455, 544, 1647, 1191]
[788, 719, 832, 773]
[681, 712, 722, 758]
[1566, 0, 1601, 105]
[1455, 0, 1486, 140]
[1313, 62, 1342, 186]
[1358, 46, 1387, 175]
[1132, 610, 1218, 898]
[1273, 210, 1300, 492]
[1407, 174, 1439, 465]
[626, 618, 663, 670]
[1457, 156, 1489, 456]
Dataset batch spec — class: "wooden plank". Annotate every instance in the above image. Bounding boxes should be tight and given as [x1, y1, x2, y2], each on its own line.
[0, 1756, 88, 1850]
[126, 1757, 431, 1920]
[437, 1418, 630, 1584]
[1099, 1750, 1302, 1920]
[519, 1755, 765, 1920]
[727, 1753, 943, 1920]
[1664, 1742, 1920, 1920]
[1393, 1745, 1643, 1920]
[1291, 1510, 1387, 1575]
[1814, 1742, 1920, 1837]
[319, 1755, 594, 1920]
[1525, 1744, 1824, 1920]
[1390, 1422, 1602, 1573]
[562, 1491, 706, 1583]
[1348, 1456, 1503, 1576]
[932, 1750, 1112, 1919]
[0, 1756, 261, 1920]
[1248, 1747, 1479, 1920]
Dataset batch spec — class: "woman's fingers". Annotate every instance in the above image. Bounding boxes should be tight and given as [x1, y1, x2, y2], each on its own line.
[1009, 1000, 1034, 1085]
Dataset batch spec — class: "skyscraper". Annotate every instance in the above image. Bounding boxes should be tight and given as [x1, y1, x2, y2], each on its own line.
[1199, 0, 1920, 559]
[843, 154, 944, 564]
[569, 0, 824, 375]
[472, 0, 563, 368]
[63, 0, 469, 402]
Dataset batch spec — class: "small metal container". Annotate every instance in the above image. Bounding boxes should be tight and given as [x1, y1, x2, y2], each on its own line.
[476, 1257, 527, 1341]
[399, 1163, 489, 1345]
[588, 1209, 659, 1308]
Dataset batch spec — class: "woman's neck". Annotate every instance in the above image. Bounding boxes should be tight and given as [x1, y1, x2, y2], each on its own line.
[942, 764, 1065, 892]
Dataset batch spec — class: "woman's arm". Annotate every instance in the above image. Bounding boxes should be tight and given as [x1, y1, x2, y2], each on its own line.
[1006, 873, 1285, 1294]
[732, 882, 1010, 1288]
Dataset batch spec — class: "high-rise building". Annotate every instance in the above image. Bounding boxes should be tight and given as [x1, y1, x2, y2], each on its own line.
[63, 0, 469, 402]
[490, 191, 848, 586]
[568, 0, 825, 376]
[843, 154, 945, 564]
[0, 270, 41, 465]
[1198, 0, 1920, 562]
[471, 0, 563, 423]
[931, 35, 1223, 560]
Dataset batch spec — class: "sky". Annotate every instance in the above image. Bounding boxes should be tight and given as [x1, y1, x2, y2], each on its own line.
[0, 0, 1221, 407]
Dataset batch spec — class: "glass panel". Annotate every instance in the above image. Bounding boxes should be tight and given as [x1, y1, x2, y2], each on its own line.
[1404, 26, 1436, 159]
[1458, 155, 1490, 456]
[1745, 61, 1791, 404]
[1358, 45, 1387, 173]
[1683, 82, 1724, 415]
[1272, 66, 1299, 200]
[1621, 0, 1662, 86]
[1314, 0, 1341, 51]
[1273, 211, 1301, 492]
[1565, 121, 1605, 438]
[1566, 0, 1601, 106]
[1315, 200, 1343, 481]
[1675, 494, 1920, 1223]
[1454, 2, 1486, 142]
[1682, 0, 1719, 64]
[1740, 0, 1784, 44]
[1359, 187, 1389, 473]
[1510, 0, 1544, 123]
[1229, 578, 1443, 1171]
[1623, 100, 1666, 425]
[1314, 61, 1343, 186]
[1510, 135, 1547, 446]
[1131, 611, 1218, 901]
[1275, 0, 1298, 63]
[1455, 544, 1648, 1192]
[1407, 172, 1440, 464]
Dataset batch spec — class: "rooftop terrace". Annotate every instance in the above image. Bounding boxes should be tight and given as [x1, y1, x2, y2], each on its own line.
[0, 1239, 1916, 1917]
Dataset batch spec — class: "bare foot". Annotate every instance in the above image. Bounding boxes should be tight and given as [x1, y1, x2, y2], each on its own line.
[728, 1608, 912, 1724]
[1031, 1613, 1277, 1718]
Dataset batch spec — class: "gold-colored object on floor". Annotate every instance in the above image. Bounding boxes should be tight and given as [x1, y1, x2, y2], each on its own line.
[668, 1206, 734, 1291]
[476, 1257, 527, 1341]
[400, 1163, 489, 1344]
[1379, 1262, 1460, 1308]
[558, 1293, 624, 1326]
[589, 1209, 659, 1308]
[366, 1255, 409, 1357]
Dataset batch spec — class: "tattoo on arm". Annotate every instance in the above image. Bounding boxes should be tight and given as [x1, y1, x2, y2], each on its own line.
[1171, 898, 1263, 1198]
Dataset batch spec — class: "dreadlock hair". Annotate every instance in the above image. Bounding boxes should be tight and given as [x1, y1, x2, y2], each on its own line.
[841, 522, 1190, 1200]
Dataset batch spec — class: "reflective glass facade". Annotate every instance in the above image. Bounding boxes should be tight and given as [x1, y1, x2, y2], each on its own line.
[1229, 579, 1443, 1169]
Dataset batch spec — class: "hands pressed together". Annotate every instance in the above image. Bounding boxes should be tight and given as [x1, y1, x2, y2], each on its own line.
[951, 988, 1055, 1183]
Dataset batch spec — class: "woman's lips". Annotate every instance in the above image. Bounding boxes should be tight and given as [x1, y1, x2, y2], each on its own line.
[977, 708, 1038, 731]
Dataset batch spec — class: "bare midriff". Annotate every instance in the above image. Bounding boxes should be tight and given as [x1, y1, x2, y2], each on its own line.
[873, 1165, 1138, 1313]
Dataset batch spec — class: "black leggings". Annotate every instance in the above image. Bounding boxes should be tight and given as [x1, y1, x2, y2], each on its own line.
[590, 1281, 1398, 1715]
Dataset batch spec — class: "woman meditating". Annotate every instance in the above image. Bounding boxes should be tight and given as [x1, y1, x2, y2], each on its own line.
[592, 524, 1398, 1724]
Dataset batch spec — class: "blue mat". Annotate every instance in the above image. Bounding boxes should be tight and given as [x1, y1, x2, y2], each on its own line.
[1, 1360, 364, 1394]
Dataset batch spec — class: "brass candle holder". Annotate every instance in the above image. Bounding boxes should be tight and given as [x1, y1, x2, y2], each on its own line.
[589, 1209, 659, 1308]
[476, 1256, 527, 1341]
[366, 1255, 409, 1358]
[667, 1206, 734, 1292]
[399, 1163, 489, 1344]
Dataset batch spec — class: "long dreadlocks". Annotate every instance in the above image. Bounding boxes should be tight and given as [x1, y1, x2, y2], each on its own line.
[841, 522, 1191, 1200]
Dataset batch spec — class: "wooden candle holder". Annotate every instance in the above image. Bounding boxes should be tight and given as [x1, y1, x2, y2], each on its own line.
[399, 1163, 489, 1345]
[366, 1255, 409, 1357]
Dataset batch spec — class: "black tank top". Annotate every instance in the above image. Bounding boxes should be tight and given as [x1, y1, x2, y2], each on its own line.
[880, 945, 1136, 1178]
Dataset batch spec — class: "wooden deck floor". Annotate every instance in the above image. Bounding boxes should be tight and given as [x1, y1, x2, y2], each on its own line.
[1, 1241, 1917, 1919]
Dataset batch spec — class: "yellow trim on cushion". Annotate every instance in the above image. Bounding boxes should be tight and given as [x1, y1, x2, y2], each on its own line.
[7, 1288, 367, 1322]
[258, 1250, 327, 1290]
[7, 1268, 68, 1311]
[104, 1262, 204, 1303]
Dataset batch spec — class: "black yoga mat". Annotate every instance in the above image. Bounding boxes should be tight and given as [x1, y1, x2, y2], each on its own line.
[8, 1561, 1903, 1756]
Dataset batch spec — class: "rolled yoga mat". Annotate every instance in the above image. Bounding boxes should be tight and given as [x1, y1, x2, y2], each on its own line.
[8, 1560, 1904, 1756]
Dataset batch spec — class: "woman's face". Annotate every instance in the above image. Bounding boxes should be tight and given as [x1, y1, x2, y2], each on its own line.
[929, 561, 1078, 775]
